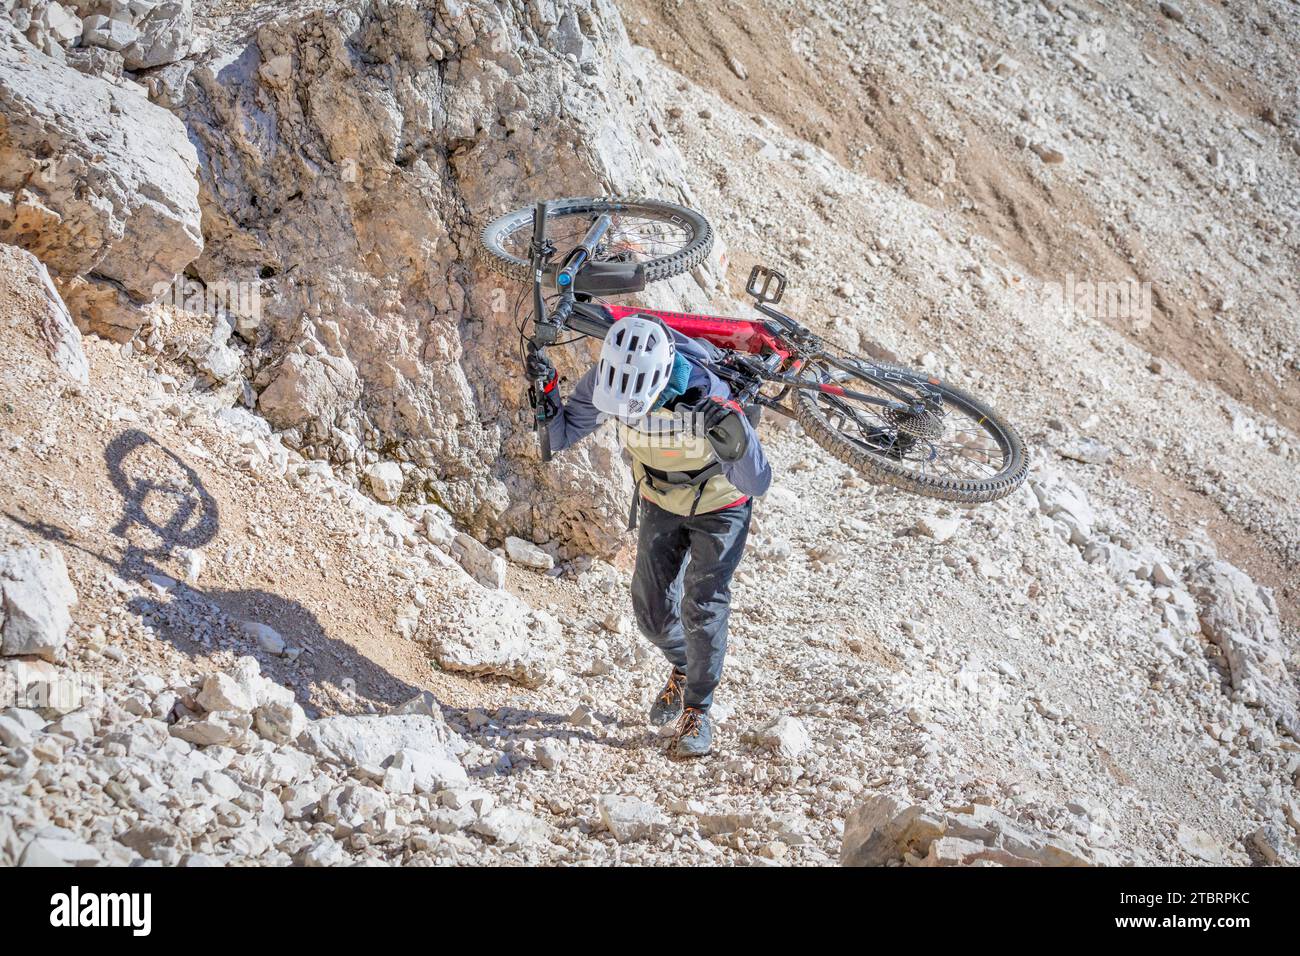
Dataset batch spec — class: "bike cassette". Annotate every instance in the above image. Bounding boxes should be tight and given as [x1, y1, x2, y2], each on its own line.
[883, 406, 944, 440]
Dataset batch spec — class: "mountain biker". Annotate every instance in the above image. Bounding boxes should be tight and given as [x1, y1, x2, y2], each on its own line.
[527, 314, 771, 757]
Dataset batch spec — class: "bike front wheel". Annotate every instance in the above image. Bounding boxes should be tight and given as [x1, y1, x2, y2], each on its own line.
[792, 357, 1029, 503]
[479, 196, 713, 287]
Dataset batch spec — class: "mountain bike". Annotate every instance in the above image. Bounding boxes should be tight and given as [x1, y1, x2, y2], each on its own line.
[480, 197, 1028, 503]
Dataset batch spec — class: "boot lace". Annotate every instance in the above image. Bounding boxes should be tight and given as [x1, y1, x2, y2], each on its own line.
[659, 669, 685, 706]
[678, 706, 705, 738]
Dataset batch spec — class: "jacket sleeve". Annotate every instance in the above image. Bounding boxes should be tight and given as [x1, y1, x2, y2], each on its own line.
[704, 377, 771, 498]
[720, 410, 772, 498]
[546, 364, 604, 452]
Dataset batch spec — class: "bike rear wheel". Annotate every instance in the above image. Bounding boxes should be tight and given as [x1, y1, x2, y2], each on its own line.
[479, 197, 713, 287]
[792, 357, 1028, 503]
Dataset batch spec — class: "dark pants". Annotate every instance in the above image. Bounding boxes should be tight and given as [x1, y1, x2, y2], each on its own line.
[630, 497, 752, 712]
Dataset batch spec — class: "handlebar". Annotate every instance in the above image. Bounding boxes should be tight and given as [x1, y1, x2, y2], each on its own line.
[527, 205, 611, 462]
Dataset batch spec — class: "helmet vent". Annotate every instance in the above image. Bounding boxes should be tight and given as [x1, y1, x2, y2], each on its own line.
[593, 316, 676, 417]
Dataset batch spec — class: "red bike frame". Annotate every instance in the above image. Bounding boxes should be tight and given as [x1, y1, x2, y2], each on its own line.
[604, 304, 791, 361]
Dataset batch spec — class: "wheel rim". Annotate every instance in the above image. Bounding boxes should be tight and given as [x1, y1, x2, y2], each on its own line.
[494, 207, 697, 268]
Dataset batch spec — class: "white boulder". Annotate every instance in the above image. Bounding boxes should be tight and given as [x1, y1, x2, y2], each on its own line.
[1029, 467, 1096, 545]
[755, 715, 812, 759]
[365, 461, 404, 503]
[0, 32, 202, 338]
[426, 585, 560, 687]
[597, 794, 668, 843]
[122, 0, 193, 70]
[451, 533, 507, 589]
[1190, 559, 1296, 737]
[505, 536, 554, 570]
[0, 539, 78, 662]
[297, 713, 461, 769]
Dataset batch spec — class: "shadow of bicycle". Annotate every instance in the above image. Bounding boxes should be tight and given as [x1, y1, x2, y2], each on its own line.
[8, 427, 420, 716]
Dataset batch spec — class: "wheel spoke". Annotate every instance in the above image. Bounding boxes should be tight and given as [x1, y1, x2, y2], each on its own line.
[502, 213, 693, 265]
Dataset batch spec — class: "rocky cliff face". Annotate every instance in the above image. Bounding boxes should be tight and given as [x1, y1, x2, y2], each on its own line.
[2, 0, 722, 557]
[182, 0, 719, 556]
[0, 27, 202, 338]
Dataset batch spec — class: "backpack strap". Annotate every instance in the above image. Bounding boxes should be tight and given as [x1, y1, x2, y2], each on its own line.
[627, 473, 646, 532]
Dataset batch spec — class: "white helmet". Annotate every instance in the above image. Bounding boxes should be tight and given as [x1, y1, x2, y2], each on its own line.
[592, 315, 676, 419]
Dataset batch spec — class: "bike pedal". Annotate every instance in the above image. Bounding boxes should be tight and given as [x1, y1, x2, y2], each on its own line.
[746, 264, 787, 304]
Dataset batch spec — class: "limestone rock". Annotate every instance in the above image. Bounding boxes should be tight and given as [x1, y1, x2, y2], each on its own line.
[1175, 824, 1225, 864]
[240, 621, 287, 657]
[1190, 559, 1296, 736]
[0, 538, 78, 662]
[170, 710, 251, 747]
[196, 672, 253, 714]
[181, 0, 701, 554]
[841, 798, 1109, 867]
[251, 682, 308, 745]
[1057, 437, 1113, 465]
[296, 836, 346, 867]
[0, 244, 88, 384]
[122, 0, 193, 70]
[81, 14, 139, 52]
[504, 536, 554, 571]
[598, 794, 668, 843]
[366, 462, 404, 504]
[257, 351, 362, 431]
[470, 807, 549, 848]
[18, 831, 102, 866]
[0, 32, 202, 331]
[388, 691, 441, 718]
[64, 45, 124, 81]
[1029, 468, 1096, 545]
[297, 713, 461, 769]
[914, 515, 961, 544]
[387, 747, 468, 793]
[755, 715, 812, 759]
[426, 585, 560, 687]
[451, 533, 507, 589]
[840, 794, 945, 866]
[36, 3, 83, 46]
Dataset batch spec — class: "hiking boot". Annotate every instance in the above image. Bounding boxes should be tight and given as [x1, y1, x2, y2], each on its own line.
[649, 668, 686, 727]
[674, 706, 713, 758]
